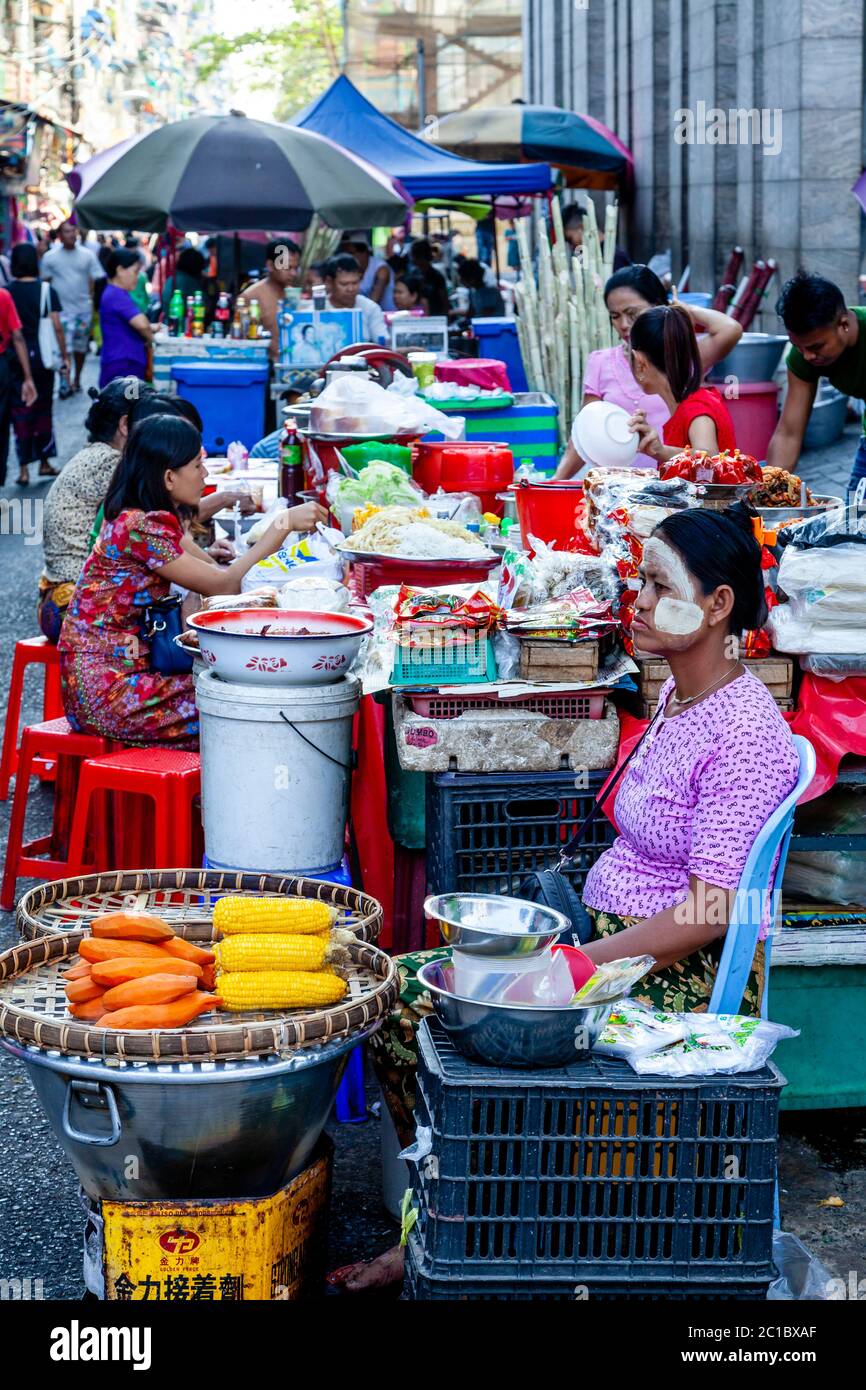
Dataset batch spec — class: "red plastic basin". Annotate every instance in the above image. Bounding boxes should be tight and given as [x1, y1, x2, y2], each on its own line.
[412, 441, 514, 516]
[717, 381, 780, 462]
[512, 479, 591, 553]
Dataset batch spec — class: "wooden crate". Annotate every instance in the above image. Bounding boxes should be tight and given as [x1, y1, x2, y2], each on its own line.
[518, 639, 601, 684]
[636, 654, 793, 703]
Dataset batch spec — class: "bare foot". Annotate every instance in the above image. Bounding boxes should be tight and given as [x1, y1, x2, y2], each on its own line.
[327, 1243, 405, 1294]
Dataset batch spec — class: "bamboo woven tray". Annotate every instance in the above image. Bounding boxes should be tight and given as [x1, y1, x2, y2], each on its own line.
[16, 870, 383, 945]
[0, 930, 398, 1062]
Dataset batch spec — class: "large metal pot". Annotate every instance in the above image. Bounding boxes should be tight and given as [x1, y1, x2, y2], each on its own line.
[4, 1028, 371, 1202]
[706, 333, 788, 385]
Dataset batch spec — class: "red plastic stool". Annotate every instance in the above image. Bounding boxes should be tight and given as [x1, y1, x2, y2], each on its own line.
[66, 748, 202, 876]
[0, 637, 65, 800]
[0, 718, 116, 909]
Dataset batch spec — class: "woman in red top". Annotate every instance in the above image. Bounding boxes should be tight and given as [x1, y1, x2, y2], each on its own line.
[626, 303, 736, 464]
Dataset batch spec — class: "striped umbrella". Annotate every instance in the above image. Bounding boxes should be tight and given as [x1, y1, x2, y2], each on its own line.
[425, 105, 633, 191]
[73, 112, 412, 232]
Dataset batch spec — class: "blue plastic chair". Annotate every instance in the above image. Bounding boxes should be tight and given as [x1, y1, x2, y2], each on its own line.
[706, 735, 815, 1232]
[708, 735, 816, 1018]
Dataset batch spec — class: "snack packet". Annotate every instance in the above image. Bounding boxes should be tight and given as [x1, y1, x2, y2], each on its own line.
[632, 1014, 798, 1077]
[572, 954, 657, 1006]
[593, 1000, 691, 1060]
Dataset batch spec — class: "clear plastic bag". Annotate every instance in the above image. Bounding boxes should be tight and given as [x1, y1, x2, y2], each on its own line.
[631, 1014, 798, 1077]
[800, 652, 866, 678]
[767, 604, 866, 655]
[767, 1231, 839, 1300]
[593, 1000, 691, 1060]
[572, 954, 657, 1006]
[309, 373, 464, 439]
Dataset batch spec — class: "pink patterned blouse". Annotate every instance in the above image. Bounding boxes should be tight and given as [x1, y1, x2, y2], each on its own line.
[582, 670, 799, 920]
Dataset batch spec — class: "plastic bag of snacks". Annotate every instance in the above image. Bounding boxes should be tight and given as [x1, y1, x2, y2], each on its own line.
[572, 954, 657, 1006]
[631, 1014, 798, 1077]
[593, 1000, 691, 1060]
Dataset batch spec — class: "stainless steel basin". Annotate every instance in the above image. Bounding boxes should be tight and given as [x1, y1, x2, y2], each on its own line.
[707, 333, 788, 384]
[4, 1027, 373, 1201]
[417, 960, 610, 1068]
[423, 893, 570, 957]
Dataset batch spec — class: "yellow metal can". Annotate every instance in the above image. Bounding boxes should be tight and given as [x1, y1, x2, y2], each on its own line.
[102, 1146, 331, 1301]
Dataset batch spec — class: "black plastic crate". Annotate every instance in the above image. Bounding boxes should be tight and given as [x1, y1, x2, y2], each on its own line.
[404, 1236, 771, 1301]
[408, 1020, 781, 1287]
[426, 770, 617, 896]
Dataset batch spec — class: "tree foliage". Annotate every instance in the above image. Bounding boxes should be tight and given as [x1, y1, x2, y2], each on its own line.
[194, 0, 343, 121]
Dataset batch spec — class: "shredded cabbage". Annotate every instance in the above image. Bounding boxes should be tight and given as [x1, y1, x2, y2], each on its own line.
[329, 461, 421, 513]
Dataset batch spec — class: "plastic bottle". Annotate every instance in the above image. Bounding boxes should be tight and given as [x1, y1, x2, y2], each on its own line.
[192, 290, 205, 338]
[183, 295, 194, 336]
[230, 298, 244, 340]
[214, 292, 231, 338]
[278, 420, 303, 505]
[247, 299, 261, 339]
[168, 288, 184, 337]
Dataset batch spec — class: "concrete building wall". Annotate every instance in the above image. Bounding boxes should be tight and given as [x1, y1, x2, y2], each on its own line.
[523, 0, 866, 308]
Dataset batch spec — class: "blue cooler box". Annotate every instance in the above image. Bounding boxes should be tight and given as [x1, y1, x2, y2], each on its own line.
[171, 361, 269, 452]
[470, 317, 529, 392]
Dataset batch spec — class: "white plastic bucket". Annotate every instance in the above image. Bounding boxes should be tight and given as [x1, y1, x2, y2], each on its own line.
[196, 670, 360, 874]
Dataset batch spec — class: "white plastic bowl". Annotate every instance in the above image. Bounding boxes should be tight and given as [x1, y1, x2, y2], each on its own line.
[573, 400, 639, 469]
[187, 608, 372, 685]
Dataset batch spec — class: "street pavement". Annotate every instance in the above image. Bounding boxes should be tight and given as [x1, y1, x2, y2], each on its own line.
[0, 358, 862, 1298]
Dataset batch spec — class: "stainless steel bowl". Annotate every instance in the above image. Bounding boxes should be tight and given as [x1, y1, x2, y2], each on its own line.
[423, 893, 570, 958]
[417, 960, 610, 1068]
[706, 332, 788, 385]
[753, 495, 843, 526]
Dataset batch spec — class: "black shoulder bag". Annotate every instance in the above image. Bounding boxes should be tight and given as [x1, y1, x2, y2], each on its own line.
[517, 705, 665, 945]
[140, 596, 195, 676]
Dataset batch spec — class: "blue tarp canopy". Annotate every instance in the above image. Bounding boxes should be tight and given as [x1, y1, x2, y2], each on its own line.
[291, 76, 552, 200]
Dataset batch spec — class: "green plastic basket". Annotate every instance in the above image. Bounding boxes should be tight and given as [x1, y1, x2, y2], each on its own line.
[342, 442, 413, 474]
[391, 626, 497, 686]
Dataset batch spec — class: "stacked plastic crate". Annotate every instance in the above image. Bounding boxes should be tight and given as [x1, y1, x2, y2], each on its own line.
[403, 1020, 783, 1300]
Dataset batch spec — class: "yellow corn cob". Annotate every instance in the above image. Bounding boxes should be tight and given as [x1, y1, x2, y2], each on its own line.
[215, 933, 330, 973]
[213, 897, 336, 937]
[217, 969, 347, 1011]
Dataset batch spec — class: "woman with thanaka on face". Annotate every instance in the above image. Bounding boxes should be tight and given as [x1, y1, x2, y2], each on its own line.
[554, 267, 742, 478]
[580, 504, 799, 1008]
[328, 506, 800, 1298]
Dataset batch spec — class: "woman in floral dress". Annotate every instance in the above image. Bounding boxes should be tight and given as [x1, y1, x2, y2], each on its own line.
[59, 413, 325, 747]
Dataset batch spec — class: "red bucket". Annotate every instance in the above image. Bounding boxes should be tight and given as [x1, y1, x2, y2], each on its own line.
[512, 480, 590, 553]
[412, 441, 514, 516]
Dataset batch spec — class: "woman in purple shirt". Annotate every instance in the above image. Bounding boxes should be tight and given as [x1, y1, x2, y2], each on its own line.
[98, 248, 154, 388]
[582, 505, 799, 1014]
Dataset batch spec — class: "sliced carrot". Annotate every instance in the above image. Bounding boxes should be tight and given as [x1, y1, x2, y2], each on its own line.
[97, 994, 222, 1030]
[91, 911, 175, 942]
[101, 974, 198, 1011]
[79, 938, 174, 964]
[65, 976, 103, 1004]
[62, 962, 91, 981]
[198, 963, 216, 992]
[162, 938, 215, 966]
[91, 957, 202, 988]
[68, 995, 108, 1021]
